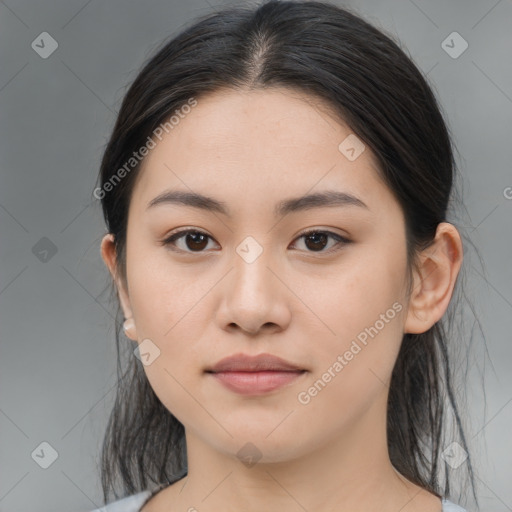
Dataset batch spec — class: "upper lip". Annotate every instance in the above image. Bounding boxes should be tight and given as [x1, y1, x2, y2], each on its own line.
[206, 353, 305, 373]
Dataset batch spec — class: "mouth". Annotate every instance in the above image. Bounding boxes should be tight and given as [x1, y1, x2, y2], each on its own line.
[205, 352, 307, 395]
[206, 370, 307, 395]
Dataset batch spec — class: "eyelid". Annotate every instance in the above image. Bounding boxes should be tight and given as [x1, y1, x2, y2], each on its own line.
[160, 227, 351, 254]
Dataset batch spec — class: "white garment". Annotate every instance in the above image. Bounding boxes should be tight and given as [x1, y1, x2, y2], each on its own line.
[89, 490, 150, 512]
[89, 490, 469, 511]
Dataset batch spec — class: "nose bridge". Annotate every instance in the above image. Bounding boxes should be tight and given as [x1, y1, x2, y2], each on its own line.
[217, 233, 287, 333]
[211, 219, 297, 334]
[231, 234, 276, 302]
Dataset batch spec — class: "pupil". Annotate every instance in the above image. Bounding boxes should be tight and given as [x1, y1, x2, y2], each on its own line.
[306, 232, 327, 251]
[187, 232, 208, 251]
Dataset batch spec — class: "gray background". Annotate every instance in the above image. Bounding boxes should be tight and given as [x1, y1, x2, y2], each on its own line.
[0, 0, 511, 511]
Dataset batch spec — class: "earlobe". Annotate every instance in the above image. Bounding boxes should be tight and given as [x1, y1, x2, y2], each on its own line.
[100, 233, 138, 341]
[404, 222, 463, 334]
[122, 318, 138, 340]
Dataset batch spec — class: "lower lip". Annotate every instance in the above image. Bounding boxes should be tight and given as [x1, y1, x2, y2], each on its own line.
[209, 370, 306, 395]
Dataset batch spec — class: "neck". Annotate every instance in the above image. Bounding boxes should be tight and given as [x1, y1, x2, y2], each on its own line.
[165, 397, 440, 512]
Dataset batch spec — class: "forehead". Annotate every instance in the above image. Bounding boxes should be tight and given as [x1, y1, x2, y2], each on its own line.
[130, 87, 390, 216]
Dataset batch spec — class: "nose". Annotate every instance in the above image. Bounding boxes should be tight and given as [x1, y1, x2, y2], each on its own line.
[216, 242, 292, 336]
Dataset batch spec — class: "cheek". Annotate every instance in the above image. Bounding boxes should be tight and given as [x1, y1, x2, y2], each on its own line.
[127, 244, 206, 336]
[307, 284, 405, 388]
[294, 281, 406, 435]
[301, 253, 406, 346]
[299, 243, 408, 401]
[126, 255, 210, 426]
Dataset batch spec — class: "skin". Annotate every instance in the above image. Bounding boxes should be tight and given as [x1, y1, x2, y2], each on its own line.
[101, 87, 463, 512]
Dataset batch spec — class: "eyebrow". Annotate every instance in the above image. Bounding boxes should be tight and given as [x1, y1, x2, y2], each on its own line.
[146, 189, 369, 217]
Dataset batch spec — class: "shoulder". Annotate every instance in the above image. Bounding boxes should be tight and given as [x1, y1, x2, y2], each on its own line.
[442, 498, 469, 512]
[89, 490, 152, 512]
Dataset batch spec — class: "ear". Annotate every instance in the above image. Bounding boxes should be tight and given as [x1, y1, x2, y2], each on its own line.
[100, 233, 138, 340]
[404, 222, 463, 334]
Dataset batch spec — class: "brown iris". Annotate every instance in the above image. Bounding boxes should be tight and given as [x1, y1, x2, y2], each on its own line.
[303, 232, 329, 251]
[184, 231, 209, 251]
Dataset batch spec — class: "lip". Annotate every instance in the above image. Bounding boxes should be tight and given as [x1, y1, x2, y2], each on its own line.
[205, 353, 307, 395]
[207, 352, 305, 373]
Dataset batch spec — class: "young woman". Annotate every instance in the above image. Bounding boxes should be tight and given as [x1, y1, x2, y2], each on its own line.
[91, 1, 477, 511]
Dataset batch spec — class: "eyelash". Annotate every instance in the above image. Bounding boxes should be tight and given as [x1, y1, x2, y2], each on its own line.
[160, 228, 351, 255]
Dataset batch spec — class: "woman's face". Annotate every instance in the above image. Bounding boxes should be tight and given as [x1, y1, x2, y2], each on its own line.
[104, 87, 415, 462]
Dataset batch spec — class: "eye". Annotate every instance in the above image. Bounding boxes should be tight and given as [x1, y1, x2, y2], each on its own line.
[161, 229, 218, 253]
[290, 229, 351, 254]
[160, 228, 351, 254]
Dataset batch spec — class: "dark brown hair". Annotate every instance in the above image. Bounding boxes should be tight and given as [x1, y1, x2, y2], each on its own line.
[94, 0, 477, 507]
